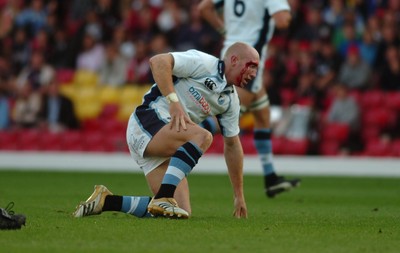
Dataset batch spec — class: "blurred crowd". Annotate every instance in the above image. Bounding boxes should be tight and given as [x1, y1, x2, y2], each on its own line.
[0, 0, 399, 155]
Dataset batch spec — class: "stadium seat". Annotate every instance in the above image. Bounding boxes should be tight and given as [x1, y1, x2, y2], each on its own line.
[280, 88, 295, 107]
[99, 104, 119, 120]
[206, 134, 224, 154]
[281, 138, 309, 155]
[60, 131, 84, 151]
[360, 90, 385, 109]
[240, 134, 257, 154]
[101, 119, 126, 135]
[56, 69, 75, 84]
[17, 129, 41, 151]
[82, 132, 114, 152]
[117, 103, 137, 122]
[73, 70, 99, 87]
[320, 123, 350, 143]
[363, 139, 391, 157]
[390, 139, 400, 157]
[319, 140, 341, 156]
[271, 136, 285, 155]
[39, 132, 63, 151]
[360, 125, 381, 143]
[0, 130, 19, 150]
[362, 108, 397, 130]
[385, 92, 400, 111]
[98, 86, 120, 105]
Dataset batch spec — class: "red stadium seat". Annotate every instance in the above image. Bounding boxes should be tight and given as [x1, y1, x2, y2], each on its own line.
[281, 138, 309, 155]
[319, 140, 341, 156]
[362, 108, 397, 129]
[206, 134, 224, 154]
[61, 131, 84, 151]
[360, 90, 385, 109]
[240, 134, 257, 154]
[390, 139, 400, 157]
[363, 139, 391, 157]
[321, 123, 350, 143]
[280, 88, 295, 107]
[56, 69, 75, 83]
[39, 132, 63, 151]
[0, 130, 19, 150]
[361, 125, 381, 142]
[385, 92, 400, 111]
[17, 130, 41, 150]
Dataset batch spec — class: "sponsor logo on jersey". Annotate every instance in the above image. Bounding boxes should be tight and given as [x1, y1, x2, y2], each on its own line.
[188, 86, 211, 114]
[204, 78, 216, 91]
[217, 94, 226, 105]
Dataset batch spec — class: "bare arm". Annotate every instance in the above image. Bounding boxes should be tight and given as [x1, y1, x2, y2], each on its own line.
[148, 53, 193, 131]
[149, 53, 175, 97]
[224, 135, 247, 218]
[198, 0, 225, 35]
[272, 10, 292, 29]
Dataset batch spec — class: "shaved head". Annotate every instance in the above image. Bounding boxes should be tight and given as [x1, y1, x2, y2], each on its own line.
[223, 42, 259, 62]
[223, 42, 260, 87]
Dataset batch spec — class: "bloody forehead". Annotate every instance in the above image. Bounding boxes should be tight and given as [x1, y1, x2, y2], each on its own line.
[245, 61, 258, 68]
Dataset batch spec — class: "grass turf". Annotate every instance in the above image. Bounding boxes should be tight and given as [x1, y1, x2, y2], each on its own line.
[0, 170, 399, 253]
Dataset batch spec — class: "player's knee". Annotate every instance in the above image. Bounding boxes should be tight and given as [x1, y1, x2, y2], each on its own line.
[193, 128, 213, 152]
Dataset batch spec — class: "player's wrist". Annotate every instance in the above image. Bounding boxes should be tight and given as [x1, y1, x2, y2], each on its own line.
[166, 92, 179, 104]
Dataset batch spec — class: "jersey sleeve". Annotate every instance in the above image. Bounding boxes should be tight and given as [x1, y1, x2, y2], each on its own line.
[217, 92, 241, 137]
[170, 50, 204, 78]
[266, 0, 290, 15]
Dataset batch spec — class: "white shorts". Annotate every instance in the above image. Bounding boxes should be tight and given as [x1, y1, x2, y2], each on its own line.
[126, 105, 169, 175]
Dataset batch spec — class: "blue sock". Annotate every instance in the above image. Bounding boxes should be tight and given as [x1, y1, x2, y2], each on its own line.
[253, 129, 275, 176]
[155, 142, 203, 198]
[121, 196, 152, 218]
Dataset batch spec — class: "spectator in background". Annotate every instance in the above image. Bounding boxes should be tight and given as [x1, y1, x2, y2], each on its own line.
[12, 83, 41, 129]
[0, 0, 21, 39]
[50, 29, 71, 68]
[10, 28, 31, 75]
[314, 39, 343, 109]
[38, 79, 79, 132]
[126, 38, 152, 84]
[98, 43, 128, 86]
[379, 45, 400, 91]
[16, 50, 55, 92]
[326, 82, 362, 153]
[76, 29, 105, 72]
[0, 82, 10, 130]
[123, 0, 161, 41]
[359, 28, 378, 66]
[294, 4, 331, 42]
[157, 0, 187, 35]
[92, 0, 121, 42]
[336, 21, 361, 58]
[14, 0, 47, 38]
[173, 3, 218, 52]
[338, 44, 371, 90]
[374, 24, 400, 69]
[149, 33, 172, 55]
[111, 25, 135, 60]
[327, 83, 360, 131]
[0, 56, 12, 129]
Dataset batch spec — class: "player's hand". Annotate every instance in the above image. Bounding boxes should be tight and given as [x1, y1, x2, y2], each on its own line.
[233, 197, 247, 219]
[169, 102, 194, 132]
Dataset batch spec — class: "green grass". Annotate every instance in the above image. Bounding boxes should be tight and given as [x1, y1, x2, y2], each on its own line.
[0, 170, 399, 253]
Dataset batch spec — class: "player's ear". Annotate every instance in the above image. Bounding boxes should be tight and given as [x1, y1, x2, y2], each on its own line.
[230, 55, 238, 65]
